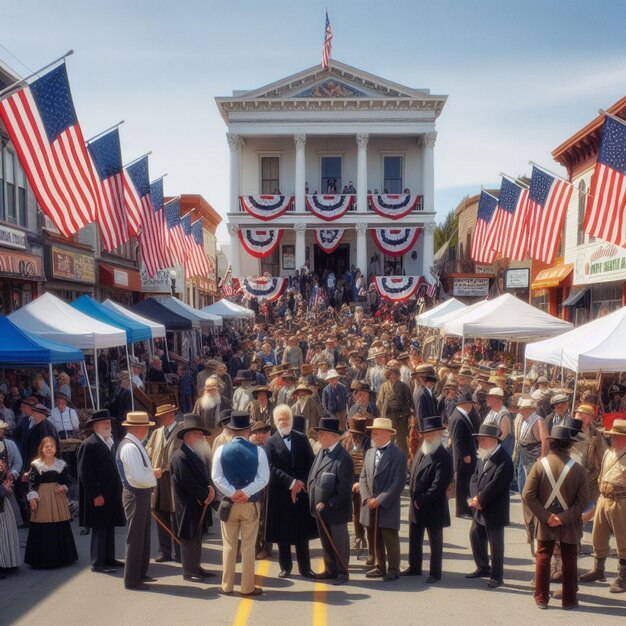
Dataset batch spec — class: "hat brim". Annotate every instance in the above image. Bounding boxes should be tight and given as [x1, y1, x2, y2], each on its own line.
[472, 432, 498, 438]
[85, 416, 113, 426]
[177, 426, 211, 439]
[366, 425, 397, 434]
[121, 419, 155, 427]
[603, 428, 626, 437]
[313, 426, 344, 435]
[417, 425, 446, 433]
[155, 406, 178, 418]
[349, 428, 369, 435]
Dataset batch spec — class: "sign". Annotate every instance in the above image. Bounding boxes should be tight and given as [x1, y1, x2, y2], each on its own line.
[474, 264, 494, 275]
[140, 265, 184, 293]
[51, 246, 96, 283]
[0, 250, 44, 280]
[452, 277, 489, 297]
[282, 244, 295, 270]
[114, 269, 129, 287]
[504, 268, 529, 289]
[0, 224, 26, 249]
[573, 242, 626, 286]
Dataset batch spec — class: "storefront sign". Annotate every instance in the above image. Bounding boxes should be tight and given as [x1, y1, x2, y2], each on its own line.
[0, 250, 44, 280]
[573, 243, 626, 285]
[504, 268, 529, 289]
[114, 269, 129, 287]
[0, 224, 26, 249]
[452, 277, 489, 297]
[474, 264, 494, 275]
[51, 246, 96, 283]
[140, 265, 184, 293]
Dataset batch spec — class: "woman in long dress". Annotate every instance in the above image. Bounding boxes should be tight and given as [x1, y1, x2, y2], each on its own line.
[24, 436, 78, 569]
[0, 458, 20, 572]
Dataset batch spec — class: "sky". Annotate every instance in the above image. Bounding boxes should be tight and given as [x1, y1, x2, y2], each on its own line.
[1, 0, 625, 243]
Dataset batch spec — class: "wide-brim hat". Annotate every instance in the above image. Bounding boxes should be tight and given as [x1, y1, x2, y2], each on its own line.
[351, 380, 370, 392]
[226, 410, 252, 431]
[325, 369, 341, 380]
[300, 364, 314, 375]
[604, 419, 626, 437]
[250, 420, 271, 434]
[251, 385, 272, 398]
[518, 398, 537, 410]
[349, 417, 369, 435]
[367, 417, 396, 434]
[86, 409, 112, 426]
[122, 411, 155, 427]
[396, 352, 410, 361]
[155, 403, 178, 418]
[32, 403, 51, 416]
[314, 416, 343, 435]
[418, 415, 446, 433]
[218, 409, 233, 425]
[473, 423, 501, 439]
[292, 383, 312, 395]
[177, 413, 211, 438]
[487, 387, 505, 398]
[458, 367, 473, 377]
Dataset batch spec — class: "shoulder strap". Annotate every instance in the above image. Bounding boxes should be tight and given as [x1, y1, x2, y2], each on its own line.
[541, 457, 574, 511]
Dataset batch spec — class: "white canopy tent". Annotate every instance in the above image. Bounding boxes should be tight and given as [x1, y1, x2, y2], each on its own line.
[102, 299, 166, 339]
[201, 299, 255, 320]
[430, 300, 486, 330]
[416, 298, 467, 328]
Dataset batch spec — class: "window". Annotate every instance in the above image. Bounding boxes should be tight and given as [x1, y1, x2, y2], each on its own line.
[5, 150, 16, 223]
[321, 156, 341, 193]
[16, 159, 27, 226]
[577, 180, 586, 246]
[260, 248, 279, 276]
[260, 156, 280, 194]
[383, 156, 403, 193]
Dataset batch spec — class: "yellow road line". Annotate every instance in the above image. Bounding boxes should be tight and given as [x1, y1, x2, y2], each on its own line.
[233, 558, 271, 626]
[312, 560, 328, 626]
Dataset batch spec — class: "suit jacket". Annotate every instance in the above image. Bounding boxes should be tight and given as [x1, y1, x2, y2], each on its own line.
[78, 433, 125, 528]
[23, 419, 60, 467]
[290, 395, 324, 431]
[248, 400, 275, 425]
[307, 443, 354, 525]
[408, 444, 453, 528]
[146, 423, 184, 512]
[413, 386, 437, 428]
[264, 431, 318, 543]
[359, 443, 406, 530]
[107, 387, 132, 440]
[193, 396, 232, 430]
[469, 446, 514, 528]
[448, 408, 477, 474]
[171, 444, 213, 540]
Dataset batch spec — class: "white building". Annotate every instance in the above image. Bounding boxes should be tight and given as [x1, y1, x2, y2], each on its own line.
[215, 60, 447, 281]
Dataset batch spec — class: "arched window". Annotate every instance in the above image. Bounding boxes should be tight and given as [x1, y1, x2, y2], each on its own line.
[577, 180, 586, 246]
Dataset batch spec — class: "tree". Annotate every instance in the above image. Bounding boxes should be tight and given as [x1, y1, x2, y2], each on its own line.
[434, 209, 458, 253]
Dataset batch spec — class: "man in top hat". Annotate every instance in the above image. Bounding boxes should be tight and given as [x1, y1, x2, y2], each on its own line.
[78, 410, 125, 574]
[171, 414, 215, 583]
[212, 410, 236, 453]
[359, 418, 406, 581]
[264, 405, 318, 579]
[545, 393, 570, 432]
[193, 377, 232, 432]
[115, 411, 159, 590]
[211, 411, 269, 596]
[49, 393, 80, 440]
[307, 417, 354, 585]
[412, 365, 438, 430]
[448, 392, 478, 518]
[232, 370, 256, 412]
[322, 370, 349, 431]
[404, 416, 453, 582]
[522, 424, 589, 609]
[146, 404, 183, 564]
[483, 387, 513, 457]
[376, 364, 413, 457]
[467, 422, 514, 588]
[579, 418, 626, 593]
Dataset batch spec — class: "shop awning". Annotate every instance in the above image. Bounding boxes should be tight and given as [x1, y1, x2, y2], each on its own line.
[531, 264, 573, 290]
[562, 287, 590, 308]
[99, 263, 142, 292]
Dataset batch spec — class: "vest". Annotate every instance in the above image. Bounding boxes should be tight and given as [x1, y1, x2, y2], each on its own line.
[220, 437, 261, 502]
[116, 438, 149, 490]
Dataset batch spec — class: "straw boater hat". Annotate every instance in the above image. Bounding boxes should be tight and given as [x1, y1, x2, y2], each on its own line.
[418, 416, 446, 433]
[86, 409, 113, 427]
[367, 417, 396, 434]
[604, 419, 626, 437]
[176, 413, 210, 439]
[314, 416, 343, 435]
[122, 411, 155, 427]
[155, 403, 178, 418]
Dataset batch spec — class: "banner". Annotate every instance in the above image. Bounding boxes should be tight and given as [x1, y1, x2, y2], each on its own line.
[240, 195, 293, 221]
[306, 194, 353, 221]
[239, 276, 287, 302]
[374, 276, 423, 302]
[371, 228, 422, 257]
[369, 194, 421, 219]
[314, 228, 345, 254]
[238, 228, 283, 258]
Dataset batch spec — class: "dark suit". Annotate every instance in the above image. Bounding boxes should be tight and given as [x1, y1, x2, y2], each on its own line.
[107, 388, 132, 440]
[264, 430, 318, 574]
[78, 434, 126, 567]
[408, 444, 453, 578]
[448, 408, 477, 517]
[171, 444, 213, 577]
[22, 419, 60, 467]
[413, 386, 437, 429]
[307, 443, 354, 576]
[469, 446, 514, 583]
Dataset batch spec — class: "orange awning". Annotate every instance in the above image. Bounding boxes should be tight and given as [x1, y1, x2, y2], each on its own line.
[531, 264, 573, 290]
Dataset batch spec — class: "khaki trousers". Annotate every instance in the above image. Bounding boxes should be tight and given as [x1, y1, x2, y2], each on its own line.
[592, 495, 626, 560]
[220, 502, 259, 593]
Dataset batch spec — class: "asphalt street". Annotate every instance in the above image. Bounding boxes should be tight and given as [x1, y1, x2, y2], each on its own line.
[2, 493, 625, 626]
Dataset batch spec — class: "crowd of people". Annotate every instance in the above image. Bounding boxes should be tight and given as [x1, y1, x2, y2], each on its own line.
[0, 294, 625, 613]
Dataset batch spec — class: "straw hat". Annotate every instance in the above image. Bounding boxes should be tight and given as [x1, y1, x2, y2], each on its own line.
[292, 383, 312, 396]
[122, 411, 155, 427]
[518, 398, 537, 410]
[604, 419, 626, 437]
[155, 403, 178, 418]
[325, 369, 341, 381]
[574, 403, 595, 416]
[487, 387, 505, 398]
[367, 417, 396, 434]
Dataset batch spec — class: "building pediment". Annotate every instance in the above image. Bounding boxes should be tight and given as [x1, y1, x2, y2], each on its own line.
[295, 79, 367, 98]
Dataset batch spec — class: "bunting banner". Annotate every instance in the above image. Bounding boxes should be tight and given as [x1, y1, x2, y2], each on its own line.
[371, 227, 422, 257]
[369, 194, 422, 219]
[239, 276, 287, 302]
[314, 228, 345, 253]
[240, 195, 293, 221]
[238, 228, 283, 258]
[306, 194, 353, 221]
[374, 276, 424, 302]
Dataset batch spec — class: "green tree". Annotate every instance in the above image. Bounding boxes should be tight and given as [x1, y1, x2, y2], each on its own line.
[434, 209, 458, 253]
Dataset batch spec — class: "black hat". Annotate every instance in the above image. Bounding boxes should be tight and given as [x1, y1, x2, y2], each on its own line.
[217, 408, 233, 425]
[313, 416, 343, 435]
[292, 415, 306, 434]
[226, 410, 252, 431]
[456, 391, 475, 406]
[562, 416, 583, 433]
[418, 416, 446, 433]
[549, 424, 578, 442]
[54, 392, 71, 403]
[86, 409, 112, 427]
[177, 413, 211, 439]
[473, 423, 501, 439]
[234, 370, 254, 383]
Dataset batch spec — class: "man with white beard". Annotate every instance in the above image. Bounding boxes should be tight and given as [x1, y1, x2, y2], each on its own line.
[403, 416, 453, 582]
[232, 371, 256, 412]
[193, 377, 232, 431]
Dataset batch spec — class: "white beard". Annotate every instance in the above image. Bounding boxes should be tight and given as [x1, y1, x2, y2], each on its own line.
[421, 437, 442, 456]
[277, 425, 292, 437]
[190, 437, 211, 460]
[477, 446, 494, 461]
[200, 394, 219, 411]
[98, 426, 113, 440]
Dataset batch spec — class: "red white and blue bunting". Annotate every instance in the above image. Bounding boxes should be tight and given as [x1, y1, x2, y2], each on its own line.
[371, 227, 422, 257]
[239, 276, 287, 302]
[306, 195, 354, 221]
[374, 276, 424, 302]
[238, 228, 283, 258]
[240, 195, 293, 221]
[314, 228, 345, 254]
[369, 194, 422, 219]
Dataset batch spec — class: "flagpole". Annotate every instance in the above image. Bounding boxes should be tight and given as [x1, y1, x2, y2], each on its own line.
[498, 172, 529, 189]
[480, 186, 499, 200]
[164, 195, 181, 205]
[528, 161, 592, 197]
[0, 50, 74, 100]
[123, 151, 152, 168]
[150, 173, 168, 184]
[599, 109, 626, 128]
[85, 120, 125, 144]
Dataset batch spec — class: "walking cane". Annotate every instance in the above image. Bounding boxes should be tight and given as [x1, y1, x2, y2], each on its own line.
[196, 488, 215, 534]
[316, 509, 349, 573]
[151, 511, 181, 545]
[373, 506, 379, 565]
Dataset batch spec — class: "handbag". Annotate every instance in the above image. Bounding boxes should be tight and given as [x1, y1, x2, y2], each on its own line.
[218, 497, 233, 522]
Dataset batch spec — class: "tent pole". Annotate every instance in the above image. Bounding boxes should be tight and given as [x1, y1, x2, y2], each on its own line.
[165, 333, 171, 364]
[131, 343, 135, 359]
[560, 366, 564, 387]
[83, 360, 95, 409]
[572, 375, 578, 407]
[125, 345, 135, 411]
[522, 358, 528, 393]
[49, 363, 55, 407]
[94, 350, 101, 410]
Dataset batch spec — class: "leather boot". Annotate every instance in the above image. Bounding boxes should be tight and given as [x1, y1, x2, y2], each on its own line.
[550, 554, 563, 583]
[579, 557, 607, 583]
[609, 559, 626, 593]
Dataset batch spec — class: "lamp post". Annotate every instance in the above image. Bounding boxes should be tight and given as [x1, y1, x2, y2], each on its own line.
[169, 269, 177, 296]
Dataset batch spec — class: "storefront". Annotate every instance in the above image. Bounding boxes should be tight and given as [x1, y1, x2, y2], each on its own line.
[446, 273, 493, 303]
[530, 264, 572, 317]
[45, 242, 96, 301]
[98, 262, 142, 305]
[140, 264, 184, 300]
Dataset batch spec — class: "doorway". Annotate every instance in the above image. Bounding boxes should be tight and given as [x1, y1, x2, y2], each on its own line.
[314, 243, 350, 276]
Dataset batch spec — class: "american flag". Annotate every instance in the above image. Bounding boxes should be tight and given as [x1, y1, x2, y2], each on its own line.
[491, 177, 530, 261]
[164, 197, 187, 266]
[150, 177, 174, 268]
[471, 191, 499, 264]
[584, 115, 626, 247]
[191, 219, 211, 276]
[219, 265, 234, 296]
[322, 12, 333, 70]
[0, 63, 98, 236]
[181, 213, 210, 278]
[527, 166, 572, 264]
[122, 156, 149, 237]
[87, 128, 128, 251]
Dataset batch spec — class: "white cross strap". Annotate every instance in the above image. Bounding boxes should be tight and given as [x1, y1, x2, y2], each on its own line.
[541, 457, 575, 512]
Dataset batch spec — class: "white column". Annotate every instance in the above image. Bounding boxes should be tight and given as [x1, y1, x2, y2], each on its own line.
[423, 222, 435, 280]
[294, 134, 306, 212]
[421, 132, 436, 214]
[227, 223, 241, 277]
[294, 223, 306, 271]
[227, 133, 244, 214]
[356, 222, 368, 275]
[356, 132, 368, 211]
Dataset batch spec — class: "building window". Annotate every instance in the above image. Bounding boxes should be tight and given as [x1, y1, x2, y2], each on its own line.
[5, 150, 16, 223]
[260, 156, 280, 194]
[383, 156, 403, 193]
[321, 156, 342, 193]
[577, 180, 586, 246]
[16, 159, 27, 227]
[260, 247, 279, 276]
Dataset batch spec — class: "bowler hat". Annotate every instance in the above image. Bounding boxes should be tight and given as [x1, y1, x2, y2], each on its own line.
[177, 413, 211, 438]
[86, 409, 112, 427]
[121, 411, 155, 427]
[418, 416, 446, 433]
[473, 423, 501, 439]
[456, 391, 474, 406]
[233, 370, 254, 384]
[313, 416, 343, 435]
[226, 411, 252, 431]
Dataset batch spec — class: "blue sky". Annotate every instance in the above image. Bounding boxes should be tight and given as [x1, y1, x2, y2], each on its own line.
[1, 0, 625, 241]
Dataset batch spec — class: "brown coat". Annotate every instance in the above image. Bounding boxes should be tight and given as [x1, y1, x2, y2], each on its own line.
[146, 423, 183, 512]
[522, 450, 589, 544]
[376, 379, 413, 419]
[289, 394, 325, 430]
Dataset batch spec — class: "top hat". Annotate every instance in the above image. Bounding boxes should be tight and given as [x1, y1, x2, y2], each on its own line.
[418, 416, 446, 433]
[367, 417, 396, 434]
[456, 391, 475, 406]
[177, 413, 211, 439]
[349, 417, 369, 436]
[473, 423, 501, 439]
[549, 424, 578, 442]
[604, 419, 626, 437]
[233, 370, 254, 383]
[250, 420, 271, 434]
[226, 411, 252, 431]
[86, 409, 112, 427]
[562, 416, 583, 433]
[122, 411, 155, 427]
[292, 414, 306, 434]
[155, 403, 178, 418]
[313, 416, 343, 435]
